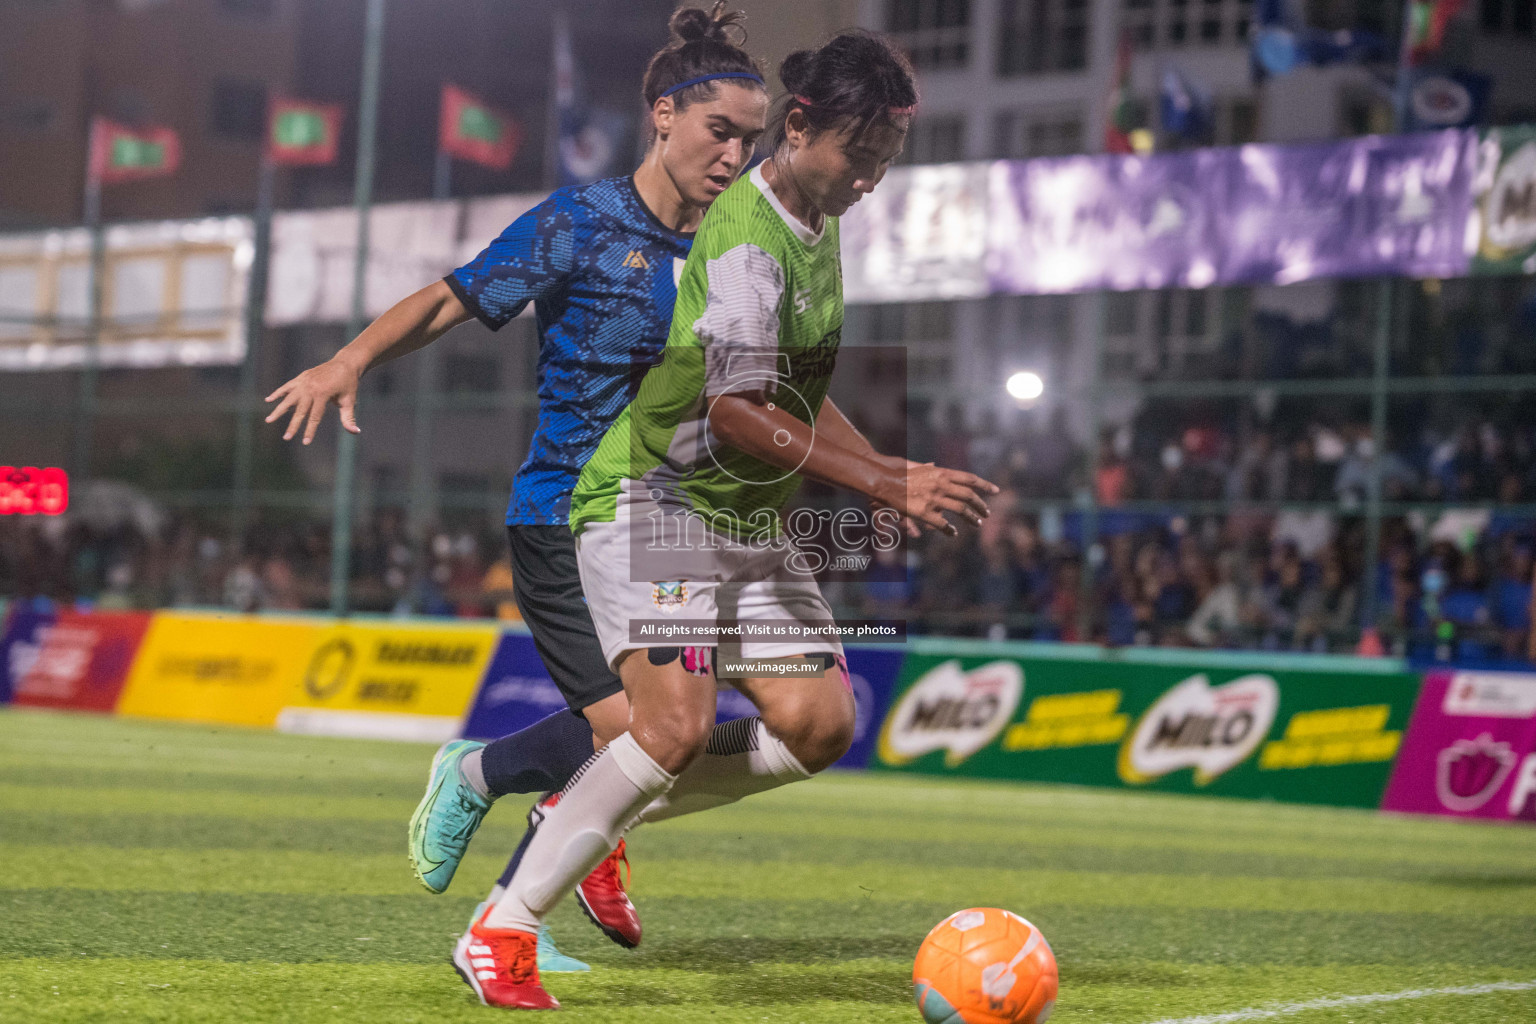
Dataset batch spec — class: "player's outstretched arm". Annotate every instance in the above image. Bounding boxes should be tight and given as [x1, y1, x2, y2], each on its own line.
[814, 395, 921, 538]
[708, 391, 998, 536]
[264, 279, 473, 445]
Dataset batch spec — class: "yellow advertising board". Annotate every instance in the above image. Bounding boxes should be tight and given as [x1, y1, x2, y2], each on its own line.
[116, 614, 500, 737]
[275, 620, 501, 742]
[116, 613, 322, 727]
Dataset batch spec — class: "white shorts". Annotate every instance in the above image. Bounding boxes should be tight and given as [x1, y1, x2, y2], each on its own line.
[574, 513, 845, 674]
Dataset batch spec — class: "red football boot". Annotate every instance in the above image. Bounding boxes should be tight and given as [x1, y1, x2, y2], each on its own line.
[452, 907, 559, 1010]
[574, 838, 642, 948]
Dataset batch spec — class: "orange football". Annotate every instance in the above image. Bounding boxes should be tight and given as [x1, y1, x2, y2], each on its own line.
[912, 908, 1058, 1024]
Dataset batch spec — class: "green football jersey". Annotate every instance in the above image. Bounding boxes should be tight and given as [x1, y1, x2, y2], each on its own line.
[569, 164, 844, 537]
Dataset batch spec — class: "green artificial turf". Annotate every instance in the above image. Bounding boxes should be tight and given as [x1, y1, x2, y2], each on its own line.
[1, 707, 1534, 1023]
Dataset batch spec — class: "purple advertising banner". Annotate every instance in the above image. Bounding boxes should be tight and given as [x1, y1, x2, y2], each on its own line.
[985, 149, 1227, 295]
[843, 130, 1478, 302]
[841, 161, 992, 304]
[1380, 670, 1536, 823]
[461, 631, 905, 771]
[1220, 130, 1474, 285]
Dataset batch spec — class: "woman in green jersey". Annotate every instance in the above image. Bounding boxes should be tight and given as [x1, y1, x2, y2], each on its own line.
[470, 33, 998, 999]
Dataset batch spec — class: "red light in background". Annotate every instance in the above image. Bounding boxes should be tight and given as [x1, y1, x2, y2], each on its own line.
[0, 466, 69, 516]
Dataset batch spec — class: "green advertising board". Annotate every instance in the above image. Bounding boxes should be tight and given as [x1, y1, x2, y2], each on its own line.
[1473, 124, 1536, 276]
[870, 640, 1419, 809]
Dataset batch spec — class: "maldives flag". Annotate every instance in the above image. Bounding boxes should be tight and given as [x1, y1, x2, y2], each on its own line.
[89, 117, 180, 184]
[439, 84, 521, 171]
[1407, 0, 1467, 65]
[267, 98, 342, 166]
[1102, 33, 1137, 155]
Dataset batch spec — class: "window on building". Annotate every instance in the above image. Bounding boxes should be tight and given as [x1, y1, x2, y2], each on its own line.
[1201, 0, 1224, 41]
[1225, 98, 1258, 144]
[1340, 88, 1393, 137]
[864, 302, 956, 342]
[995, 111, 1084, 158]
[1219, 287, 1249, 338]
[998, 0, 1090, 75]
[1515, 0, 1534, 34]
[1106, 291, 1139, 335]
[904, 115, 966, 164]
[1148, 289, 1220, 373]
[887, 0, 971, 69]
[1185, 289, 1208, 337]
[1104, 291, 1143, 375]
[867, 303, 906, 342]
[1123, 0, 1253, 48]
[1125, 0, 1157, 44]
[909, 302, 955, 340]
[1353, 0, 1393, 34]
[210, 80, 266, 140]
[1166, 0, 1189, 46]
[861, 302, 956, 385]
[1155, 289, 1174, 338]
[1014, 294, 1075, 342]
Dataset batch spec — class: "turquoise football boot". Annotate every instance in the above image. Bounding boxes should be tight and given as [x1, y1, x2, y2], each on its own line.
[408, 739, 490, 894]
[537, 925, 590, 973]
[459, 901, 590, 974]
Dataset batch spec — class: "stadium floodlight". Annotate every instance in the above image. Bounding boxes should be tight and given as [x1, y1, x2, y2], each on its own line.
[1006, 371, 1044, 402]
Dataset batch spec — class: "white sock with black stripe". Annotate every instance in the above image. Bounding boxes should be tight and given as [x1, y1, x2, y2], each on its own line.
[635, 716, 811, 825]
[484, 733, 674, 932]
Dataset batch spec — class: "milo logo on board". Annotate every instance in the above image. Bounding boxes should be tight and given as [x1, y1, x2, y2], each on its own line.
[1118, 673, 1279, 786]
[879, 659, 1023, 768]
[1483, 139, 1536, 260]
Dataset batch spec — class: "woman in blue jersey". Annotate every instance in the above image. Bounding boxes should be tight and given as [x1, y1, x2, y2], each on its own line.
[265, 3, 767, 996]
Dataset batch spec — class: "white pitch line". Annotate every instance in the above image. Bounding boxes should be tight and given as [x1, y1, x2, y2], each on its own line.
[1144, 980, 1536, 1024]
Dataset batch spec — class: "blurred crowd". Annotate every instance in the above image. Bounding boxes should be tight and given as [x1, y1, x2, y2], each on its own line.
[831, 506, 1536, 665]
[905, 402, 1536, 507]
[0, 508, 519, 622]
[5, 406, 1536, 667]
[829, 404, 1536, 664]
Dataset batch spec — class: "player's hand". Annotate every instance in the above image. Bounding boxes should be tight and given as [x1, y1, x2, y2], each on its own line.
[264, 356, 364, 445]
[870, 458, 924, 539]
[891, 463, 999, 536]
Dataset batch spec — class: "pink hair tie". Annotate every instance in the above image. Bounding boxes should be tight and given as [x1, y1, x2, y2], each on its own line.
[794, 94, 916, 116]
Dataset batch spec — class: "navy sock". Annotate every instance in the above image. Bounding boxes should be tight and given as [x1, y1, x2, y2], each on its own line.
[498, 812, 542, 889]
[479, 710, 596, 798]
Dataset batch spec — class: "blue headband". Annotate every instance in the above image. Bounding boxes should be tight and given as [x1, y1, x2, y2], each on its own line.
[659, 72, 764, 100]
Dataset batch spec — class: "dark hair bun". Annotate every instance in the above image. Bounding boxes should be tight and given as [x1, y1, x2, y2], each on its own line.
[669, 3, 745, 46]
[768, 31, 918, 150]
[643, 4, 759, 110]
[669, 6, 714, 42]
[778, 48, 814, 95]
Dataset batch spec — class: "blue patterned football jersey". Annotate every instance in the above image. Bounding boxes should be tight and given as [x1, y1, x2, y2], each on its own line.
[446, 176, 692, 525]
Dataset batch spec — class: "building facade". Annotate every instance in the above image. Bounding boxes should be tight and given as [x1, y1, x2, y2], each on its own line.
[849, 0, 1536, 443]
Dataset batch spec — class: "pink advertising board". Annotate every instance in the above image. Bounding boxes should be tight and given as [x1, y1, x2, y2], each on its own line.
[1381, 670, 1536, 823]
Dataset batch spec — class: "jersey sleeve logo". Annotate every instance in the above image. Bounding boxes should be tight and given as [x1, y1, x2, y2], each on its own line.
[622, 250, 651, 270]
